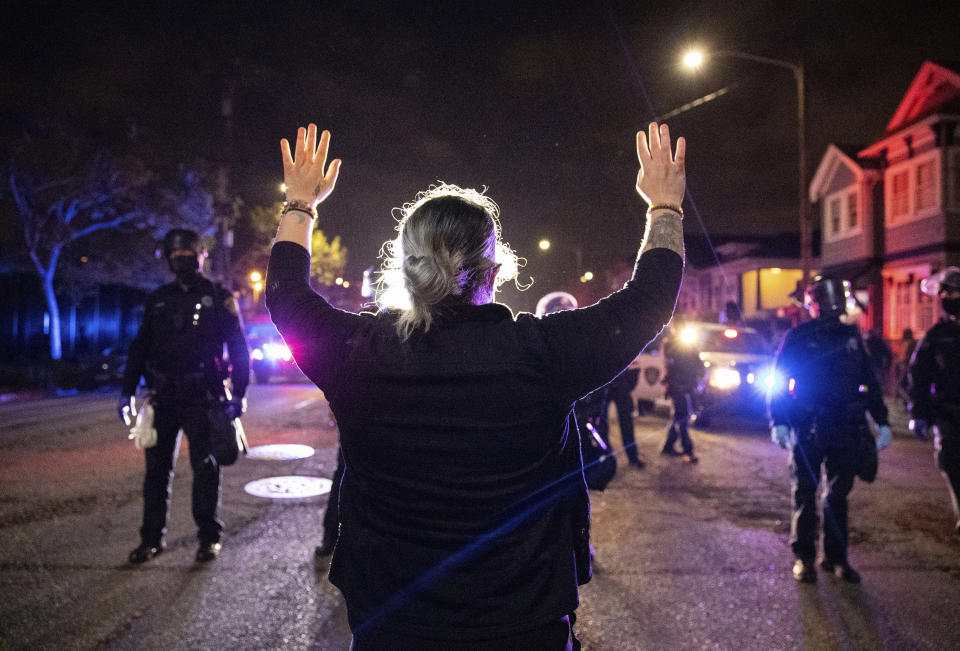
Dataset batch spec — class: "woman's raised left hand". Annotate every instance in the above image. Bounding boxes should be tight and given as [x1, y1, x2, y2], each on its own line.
[280, 124, 342, 207]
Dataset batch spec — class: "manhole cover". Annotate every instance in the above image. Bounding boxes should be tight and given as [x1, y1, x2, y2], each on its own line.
[244, 476, 332, 499]
[246, 444, 316, 461]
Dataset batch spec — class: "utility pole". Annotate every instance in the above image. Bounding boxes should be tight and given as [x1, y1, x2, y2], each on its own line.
[212, 70, 236, 290]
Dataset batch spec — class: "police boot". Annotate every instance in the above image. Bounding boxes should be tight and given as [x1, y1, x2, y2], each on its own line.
[129, 541, 165, 564]
[819, 559, 861, 583]
[792, 559, 816, 583]
[196, 541, 222, 563]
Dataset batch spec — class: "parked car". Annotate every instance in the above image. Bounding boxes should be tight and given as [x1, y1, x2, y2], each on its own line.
[245, 317, 307, 384]
[72, 345, 129, 390]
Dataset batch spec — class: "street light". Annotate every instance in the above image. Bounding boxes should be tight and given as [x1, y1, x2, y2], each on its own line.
[250, 270, 264, 305]
[539, 239, 551, 251]
[683, 48, 810, 287]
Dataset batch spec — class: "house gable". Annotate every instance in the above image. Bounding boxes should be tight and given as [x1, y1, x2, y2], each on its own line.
[809, 144, 864, 202]
[885, 61, 960, 134]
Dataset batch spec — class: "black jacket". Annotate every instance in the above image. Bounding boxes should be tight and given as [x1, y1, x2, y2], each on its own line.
[122, 276, 249, 402]
[909, 318, 960, 422]
[663, 339, 704, 394]
[266, 241, 681, 640]
[769, 317, 888, 433]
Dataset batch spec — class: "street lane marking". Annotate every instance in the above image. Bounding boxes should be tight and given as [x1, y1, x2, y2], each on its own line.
[294, 399, 316, 410]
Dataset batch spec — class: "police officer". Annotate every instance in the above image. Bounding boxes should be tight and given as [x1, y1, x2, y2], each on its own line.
[597, 368, 646, 468]
[908, 267, 960, 536]
[661, 329, 703, 463]
[769, 276, 891, 583]
[119, 229, 249, 564]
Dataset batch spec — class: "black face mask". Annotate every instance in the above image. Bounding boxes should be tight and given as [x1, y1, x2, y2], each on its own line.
[942, 297, 960, 317]
[169, 254, 200, 283]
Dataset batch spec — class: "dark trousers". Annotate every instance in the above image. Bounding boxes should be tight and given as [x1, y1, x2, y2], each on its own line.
[664, 390, 694, 454]
[789, 435, 856, 563]
[933, 415, 960, 524]
[351, 613, 580, 650]
[141, 401, 222, 546]
[598, 386, 639, 463]
[322, 448, 346, 547]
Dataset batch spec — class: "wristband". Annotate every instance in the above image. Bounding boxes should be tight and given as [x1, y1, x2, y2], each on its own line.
[282, 199, 317, 220]
[646, 204, 683, 218]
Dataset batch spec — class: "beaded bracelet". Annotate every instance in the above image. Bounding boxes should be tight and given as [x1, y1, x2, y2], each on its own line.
[282, 199, 317, 220]
[646, 204, 683, 217]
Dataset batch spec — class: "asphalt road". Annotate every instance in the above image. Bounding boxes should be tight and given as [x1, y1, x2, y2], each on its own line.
[1, 385, 958, 650]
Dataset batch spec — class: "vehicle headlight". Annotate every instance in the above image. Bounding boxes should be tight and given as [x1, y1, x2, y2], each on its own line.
[252, 349, 264, 361]
[757, 367, 786, 394]
[709, 367, 741, 389]
[262, 343, 293, 361]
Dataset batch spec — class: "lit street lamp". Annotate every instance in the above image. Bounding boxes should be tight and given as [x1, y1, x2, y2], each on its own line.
[250, 270, 264, 305]
[683, 48, 810, 286]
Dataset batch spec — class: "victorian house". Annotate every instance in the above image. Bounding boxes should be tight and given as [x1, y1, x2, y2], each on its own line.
[809, 61, 960, 338]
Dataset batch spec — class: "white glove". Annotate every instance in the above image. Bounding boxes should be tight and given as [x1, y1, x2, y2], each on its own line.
[771, 425, 790, 449]
[128, 401, 157, 450]
[876, 424, 892, 451]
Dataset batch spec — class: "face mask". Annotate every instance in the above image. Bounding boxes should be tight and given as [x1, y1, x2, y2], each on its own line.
[169, 254, 200, 282]
[942, 297, 960, 317]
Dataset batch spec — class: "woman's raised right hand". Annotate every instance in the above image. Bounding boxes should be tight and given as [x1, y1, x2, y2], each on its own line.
[280, 123, 342, 208]
[635, 122, 686, 209]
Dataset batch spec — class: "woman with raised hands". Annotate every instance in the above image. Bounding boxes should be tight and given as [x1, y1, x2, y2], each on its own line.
[266, 122, 685, 649]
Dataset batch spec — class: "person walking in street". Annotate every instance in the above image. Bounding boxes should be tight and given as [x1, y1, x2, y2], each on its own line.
[908, 267, 960, 536]
[266, 122, 685, 649]
[660, 329, 703, 463]
[897, 327, 918, 409]
[865, 327, 893, 395]
[119, 229, 249, 564]
[769, 276, 891, 584]
[597, 368, 646, 468]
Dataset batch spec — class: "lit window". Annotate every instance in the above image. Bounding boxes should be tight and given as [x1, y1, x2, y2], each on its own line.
[916, 160, 936, 210]
[891, 170, 909, 218]
[847, 191, 858, 229]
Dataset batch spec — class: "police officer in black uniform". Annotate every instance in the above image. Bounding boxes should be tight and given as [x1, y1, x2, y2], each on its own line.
[908, 267, 960, 536]
[661, 329, 703, 463]
[769, 276, 891, 583]
[597, 368, 646, 468]
[119, 229, 249, 564]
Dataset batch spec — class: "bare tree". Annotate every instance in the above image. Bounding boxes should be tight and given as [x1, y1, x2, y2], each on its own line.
[9, 152, 213, 360]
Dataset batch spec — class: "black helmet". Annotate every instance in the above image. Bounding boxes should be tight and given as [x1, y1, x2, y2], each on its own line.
[161, 229, 204, 259]
[804, 275, 848, 318]
[920, 266, 960, 296]
[941, 270, 960, 293]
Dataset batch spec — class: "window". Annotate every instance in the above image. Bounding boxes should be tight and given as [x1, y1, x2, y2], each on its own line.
[916, 160, 936, 210]
[891, 170, 909, 218]
[824, 187, 861, 242]
[830, 198, 841, 234]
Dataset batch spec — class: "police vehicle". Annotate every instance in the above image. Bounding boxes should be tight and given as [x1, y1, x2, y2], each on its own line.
[245, 317, 306, 384]
[630, 320, 782, 427]
[676, 321, 780, 426]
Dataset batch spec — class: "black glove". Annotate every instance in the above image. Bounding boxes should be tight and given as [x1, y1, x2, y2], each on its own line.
[224, 396, 247, 420]
[118, 395, 136, 425]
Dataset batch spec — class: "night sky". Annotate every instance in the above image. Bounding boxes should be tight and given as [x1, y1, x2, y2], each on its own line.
[2, 1, 957, 311]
